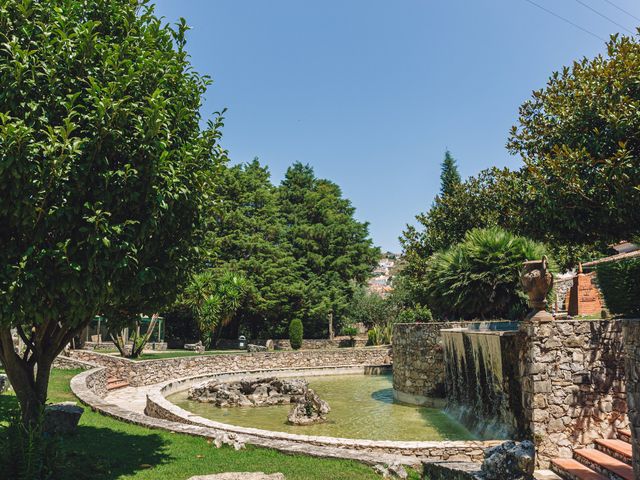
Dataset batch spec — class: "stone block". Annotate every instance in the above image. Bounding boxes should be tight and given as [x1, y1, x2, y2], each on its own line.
[44, 402, 84, 435]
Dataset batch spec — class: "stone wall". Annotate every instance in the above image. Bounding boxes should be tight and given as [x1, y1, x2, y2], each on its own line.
[392, 322, 472, 405]
[52, 354, 96, 370]
[623, 319, 640, 478]
[519, 319, 627, 468]
[216, 337, 370, 350]
[68, 347, 392, 387]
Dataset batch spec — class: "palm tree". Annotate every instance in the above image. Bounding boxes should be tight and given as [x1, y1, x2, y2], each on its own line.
[184, 270, 249, 347]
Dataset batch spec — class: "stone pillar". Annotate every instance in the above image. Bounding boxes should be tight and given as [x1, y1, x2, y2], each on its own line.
[624, 319, 640, 478]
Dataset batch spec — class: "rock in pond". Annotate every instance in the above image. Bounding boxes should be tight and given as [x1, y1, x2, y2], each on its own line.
[481, 440, 535, 480]
[287, 388, 330, 426]
[188, 377, 308, 407]
[44, 402, 84, 435]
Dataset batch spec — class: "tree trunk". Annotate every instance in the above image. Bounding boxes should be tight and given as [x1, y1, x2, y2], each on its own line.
[0, 321, 82, 427]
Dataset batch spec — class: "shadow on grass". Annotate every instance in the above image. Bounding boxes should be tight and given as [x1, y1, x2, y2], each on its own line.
[0, 393, 18, 420]
[59, 425, 171, 480]
[1, 396, 170, 480]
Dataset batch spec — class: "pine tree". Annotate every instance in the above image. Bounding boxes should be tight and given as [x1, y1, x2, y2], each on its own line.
[439, 150, 461, 197]
[278, 163, 380, 337]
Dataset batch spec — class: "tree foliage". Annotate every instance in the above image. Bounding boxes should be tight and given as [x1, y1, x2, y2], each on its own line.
[343, 287, 392, 328]
[276, 163, 379, 337]
[439, 150, 461, 197]
[0, 0, 223, 422]
[422, 228, 554, 320]
[508, 33, 640, 244]
[596, 258, 640, 317]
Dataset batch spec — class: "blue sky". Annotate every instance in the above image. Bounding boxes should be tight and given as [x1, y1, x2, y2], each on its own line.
[153, 0, 639, 252]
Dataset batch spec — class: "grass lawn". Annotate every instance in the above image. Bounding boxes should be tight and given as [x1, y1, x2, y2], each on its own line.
[0, 369, 418, 480]
[131, 349, 248, 361]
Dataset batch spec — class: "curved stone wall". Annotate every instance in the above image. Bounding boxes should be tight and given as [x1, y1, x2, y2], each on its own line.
[67, 350, 502, 466]
[68, 347, 392, 387]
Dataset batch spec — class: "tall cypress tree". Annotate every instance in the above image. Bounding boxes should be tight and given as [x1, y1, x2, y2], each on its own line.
[440, 150, 461, 196]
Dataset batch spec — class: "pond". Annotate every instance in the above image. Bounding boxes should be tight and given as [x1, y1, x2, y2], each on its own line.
[167, 373, 474, 441]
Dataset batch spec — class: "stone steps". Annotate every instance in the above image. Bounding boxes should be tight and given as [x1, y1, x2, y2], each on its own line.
[551, 432, 634, 480]
[616, 430, 631, 444]
[107, 376, 130, 391]
[594, 439, 632, 465]
[550, 459, 608, 480]
[573, 449, 634, 480]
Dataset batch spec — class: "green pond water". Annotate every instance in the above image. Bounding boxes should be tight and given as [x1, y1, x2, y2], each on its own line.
[167, 373, 474, 441]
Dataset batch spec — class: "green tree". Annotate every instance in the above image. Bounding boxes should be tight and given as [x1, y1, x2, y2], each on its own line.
[0, 0, 224, 424]
[278, 163, 379, 337]
[200, 159, 302, 339]
[344, 287, 392, 328]
[439, 150, 461, 197]
[508, 33, 640, 244]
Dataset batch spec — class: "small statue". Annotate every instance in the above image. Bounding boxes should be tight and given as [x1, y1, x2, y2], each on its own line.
[521, 256, 554, 321]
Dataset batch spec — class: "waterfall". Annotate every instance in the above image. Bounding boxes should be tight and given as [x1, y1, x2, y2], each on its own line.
[442, 326, 523, 439]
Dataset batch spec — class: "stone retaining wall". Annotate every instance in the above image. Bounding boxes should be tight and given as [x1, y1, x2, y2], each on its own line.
[623, 319, 640, 478]
[216, 337, 370, 350]
[52, 354, 96, 370]
[392, 322, 468, 404]
[68, 347, 392, 387]
[520, 319, 627, 467]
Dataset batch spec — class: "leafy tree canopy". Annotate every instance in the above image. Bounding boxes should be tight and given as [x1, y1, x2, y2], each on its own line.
[277, 163, 380, 337]
[0, 0, 224, 422]
[508, 33, 640, 244]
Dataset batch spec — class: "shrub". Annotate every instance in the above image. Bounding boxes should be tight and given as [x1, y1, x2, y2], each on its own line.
[596, 258, 640, 317]
[289, 319, 304, 350]
[424, 227, 554, 320]
[341, 325, 358, 337]
[367, 323, 393, 346]
[397, 305, 433, 323]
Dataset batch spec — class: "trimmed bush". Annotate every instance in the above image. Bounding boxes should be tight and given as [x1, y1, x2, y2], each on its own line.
[596, 258, 640, 317]
[424, 227, 554, 320]
[289, 319, 303, 350]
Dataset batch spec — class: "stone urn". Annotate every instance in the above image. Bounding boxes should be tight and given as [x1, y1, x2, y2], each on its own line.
[520, 257, 554, 322]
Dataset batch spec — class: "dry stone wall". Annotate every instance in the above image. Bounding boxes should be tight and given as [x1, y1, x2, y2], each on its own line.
[519, 319, 627, 468]
[392, 322, 469, 404]
[68, 347, 392, 387]
[623, 319, 640, 478]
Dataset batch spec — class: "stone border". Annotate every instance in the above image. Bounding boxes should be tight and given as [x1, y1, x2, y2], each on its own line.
[69, 364, 502, 466]
[144, 365, 501, 462]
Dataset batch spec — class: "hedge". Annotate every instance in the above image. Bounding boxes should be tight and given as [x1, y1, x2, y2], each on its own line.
[596, 257, 640, 317]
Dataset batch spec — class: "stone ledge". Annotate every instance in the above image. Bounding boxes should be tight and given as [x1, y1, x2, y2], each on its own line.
[145, 366, 501, 461]
[70, 366, 502, 467]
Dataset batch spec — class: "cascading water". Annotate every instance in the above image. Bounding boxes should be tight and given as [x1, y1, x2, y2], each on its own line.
[441, 325, 524, 439]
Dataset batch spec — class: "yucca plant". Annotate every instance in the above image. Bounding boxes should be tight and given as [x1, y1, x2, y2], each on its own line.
[424, 227, 554, 320]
